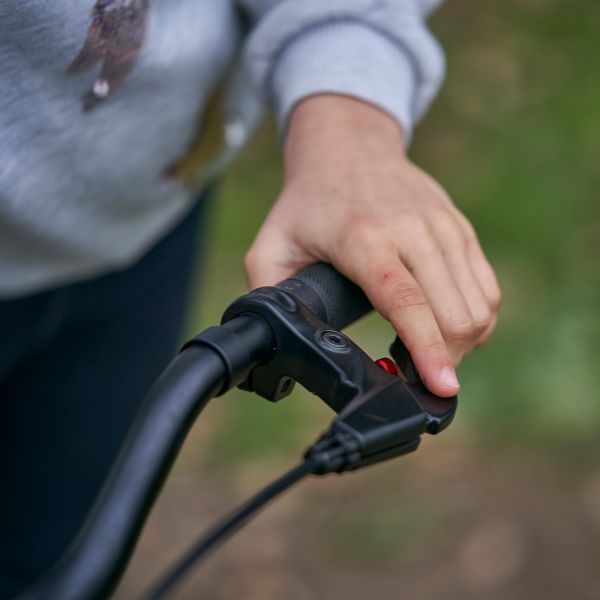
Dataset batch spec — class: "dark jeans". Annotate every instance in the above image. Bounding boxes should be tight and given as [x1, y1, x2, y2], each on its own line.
[0, 200, 206, 598]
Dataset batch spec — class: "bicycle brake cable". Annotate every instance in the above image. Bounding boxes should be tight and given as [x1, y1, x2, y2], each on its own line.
[144, 459, 316, 600]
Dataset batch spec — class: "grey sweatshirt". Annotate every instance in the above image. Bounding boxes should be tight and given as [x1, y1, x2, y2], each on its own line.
[0, 0, 445, 298]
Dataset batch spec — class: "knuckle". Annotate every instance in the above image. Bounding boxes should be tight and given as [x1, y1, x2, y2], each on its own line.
[338, 218, 380, 252]
[489, 289, 503, 312]
[463, 220, 478, 241]
[435, 210, 460, 234]
[367, 264, 430, 318]
[473, 311, 492, 336]
[446, 317, 477, 343]
[368, 264, 429, 318]
[457, 213, 478, 241]
[407, 239, 439, 263]
[388, 282, 428, 312]
[403, 214, 430, 239]
[243, 248, 260, 273]
[370, 261, 401, 285]
[401, 222, 440, 258]
[437, 217, 470, 255]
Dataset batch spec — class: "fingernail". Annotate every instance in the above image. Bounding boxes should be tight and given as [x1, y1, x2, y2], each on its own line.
[440, 366, 460, 389]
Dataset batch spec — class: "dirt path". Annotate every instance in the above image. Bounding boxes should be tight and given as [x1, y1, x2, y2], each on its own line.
[116, 432, 600, 600]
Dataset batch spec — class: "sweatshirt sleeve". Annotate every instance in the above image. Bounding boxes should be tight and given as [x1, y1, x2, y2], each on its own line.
[236, 0, 446, 142]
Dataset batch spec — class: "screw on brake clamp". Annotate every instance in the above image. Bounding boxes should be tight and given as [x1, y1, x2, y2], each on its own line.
[218, 286, 457, 475]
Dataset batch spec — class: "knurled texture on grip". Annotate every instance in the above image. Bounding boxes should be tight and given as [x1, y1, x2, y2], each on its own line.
[277, 263, 372, 330]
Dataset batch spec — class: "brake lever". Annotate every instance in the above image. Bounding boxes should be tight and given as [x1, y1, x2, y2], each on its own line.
[214, 285, 457, 475]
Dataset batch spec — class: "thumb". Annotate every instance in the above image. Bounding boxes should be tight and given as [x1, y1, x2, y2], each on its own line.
[244, 226, 313, 290]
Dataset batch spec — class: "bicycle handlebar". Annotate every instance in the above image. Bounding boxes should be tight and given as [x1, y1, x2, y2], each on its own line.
[21, 264, 374, 600]
[21, 264, 457, 600]
[20, 345, 229, 600]
[278, 262, 372, 331]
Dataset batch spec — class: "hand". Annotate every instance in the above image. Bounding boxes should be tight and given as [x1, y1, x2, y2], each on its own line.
[244, 95, 501, 397]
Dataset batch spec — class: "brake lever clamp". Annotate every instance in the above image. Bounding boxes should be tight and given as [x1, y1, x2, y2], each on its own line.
[221, 286, 457, 475]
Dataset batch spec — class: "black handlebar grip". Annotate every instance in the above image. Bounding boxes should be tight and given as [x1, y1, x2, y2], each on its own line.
[277, 263, 372, 331]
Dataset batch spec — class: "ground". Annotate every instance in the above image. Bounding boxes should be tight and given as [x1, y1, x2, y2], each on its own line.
[117, 424, 600, 599]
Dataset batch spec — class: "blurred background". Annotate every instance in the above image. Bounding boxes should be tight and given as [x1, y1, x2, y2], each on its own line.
[119, 0, 600, 598]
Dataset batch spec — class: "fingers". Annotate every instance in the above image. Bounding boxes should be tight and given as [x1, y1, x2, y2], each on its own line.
[337, 215, 500, 396]
[400, 228, 479, 366]
[466, 240, 502, 346]
[450, 214, 502, 346]
[338, 240, 460, 398]
[427, 216, 498, 357]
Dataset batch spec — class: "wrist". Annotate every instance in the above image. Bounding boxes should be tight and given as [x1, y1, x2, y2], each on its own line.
[284, 95, 407, 178]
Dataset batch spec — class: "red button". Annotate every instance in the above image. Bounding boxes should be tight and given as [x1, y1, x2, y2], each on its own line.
[375, 358, 400, 376]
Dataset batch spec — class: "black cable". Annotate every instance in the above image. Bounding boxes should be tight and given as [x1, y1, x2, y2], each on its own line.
[144, 459, 316, 600]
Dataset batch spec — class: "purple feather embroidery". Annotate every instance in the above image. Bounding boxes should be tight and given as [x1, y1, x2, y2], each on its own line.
[68, 0, 151, 110]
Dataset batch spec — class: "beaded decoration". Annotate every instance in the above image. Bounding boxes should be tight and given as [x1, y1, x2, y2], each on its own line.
[68, 0, 151, 110]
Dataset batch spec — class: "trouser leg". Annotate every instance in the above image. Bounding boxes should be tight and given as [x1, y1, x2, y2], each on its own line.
[0, 200, 207, 598]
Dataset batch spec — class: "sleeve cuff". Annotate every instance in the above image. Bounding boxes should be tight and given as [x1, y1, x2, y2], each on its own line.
[270, 21, 418, 142]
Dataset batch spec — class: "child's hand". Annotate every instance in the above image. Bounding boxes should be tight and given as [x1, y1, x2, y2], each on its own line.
[245, 95, 501, 397]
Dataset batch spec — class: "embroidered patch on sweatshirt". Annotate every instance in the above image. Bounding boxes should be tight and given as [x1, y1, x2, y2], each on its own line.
[68, 0, 150, 110]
